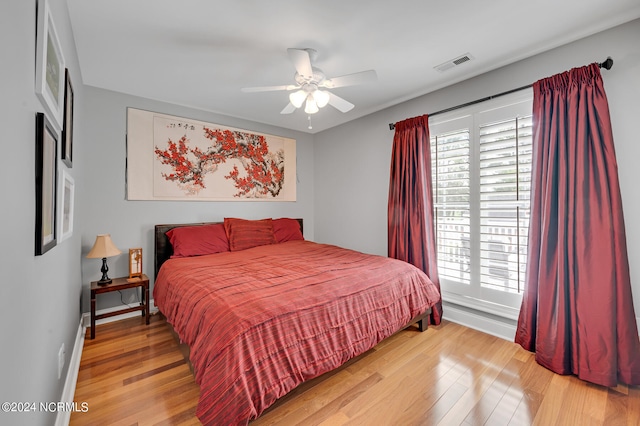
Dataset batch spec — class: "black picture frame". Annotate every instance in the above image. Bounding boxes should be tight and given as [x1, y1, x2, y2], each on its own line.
[35, 112, 58, 255]
[61, 68, 73, 168]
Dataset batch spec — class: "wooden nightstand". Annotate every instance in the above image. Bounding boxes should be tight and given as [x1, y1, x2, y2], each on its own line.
[90, 274, 150, 339]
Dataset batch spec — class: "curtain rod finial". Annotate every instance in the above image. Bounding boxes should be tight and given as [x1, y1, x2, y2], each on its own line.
[389, 123, 395, 131]
[600, 57, 613, 70]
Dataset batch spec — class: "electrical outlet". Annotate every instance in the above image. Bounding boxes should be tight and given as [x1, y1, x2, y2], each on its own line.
[58, 343, 65, 380]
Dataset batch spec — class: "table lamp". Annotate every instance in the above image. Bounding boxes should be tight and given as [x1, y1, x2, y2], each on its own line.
[87, 234, 122, 285]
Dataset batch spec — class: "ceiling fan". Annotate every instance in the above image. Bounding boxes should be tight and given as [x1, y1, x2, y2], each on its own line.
[241, 48, 377, 115]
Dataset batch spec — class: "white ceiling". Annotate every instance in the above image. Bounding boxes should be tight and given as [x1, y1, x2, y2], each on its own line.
[67, 0, 640, 134]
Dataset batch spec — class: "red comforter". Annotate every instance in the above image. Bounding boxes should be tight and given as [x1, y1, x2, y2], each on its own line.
[153, 240, 440, 425]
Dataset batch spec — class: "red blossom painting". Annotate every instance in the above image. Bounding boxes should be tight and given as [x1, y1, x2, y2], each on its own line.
[154, 126, 285, 198]
[126, 109, 295, 201]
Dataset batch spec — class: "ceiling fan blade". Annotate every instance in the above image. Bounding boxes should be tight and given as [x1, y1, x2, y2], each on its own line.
[323, 70, 377, 88]
[287, 48, 313, 78]
[280, 103, 297, 114]
[328, 92, 354, 113]
[241, 84, 298, 93]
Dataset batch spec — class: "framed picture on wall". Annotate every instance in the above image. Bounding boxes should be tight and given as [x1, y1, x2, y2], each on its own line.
[35, 112, 58, 255]
[59, 169, 74, 242]
[61, 69, 74, 168]
[35, 0, 65, 130]
[126, 108, 296, 201]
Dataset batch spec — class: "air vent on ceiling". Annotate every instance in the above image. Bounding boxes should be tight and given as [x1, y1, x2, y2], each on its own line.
[434, 53, 474, 72]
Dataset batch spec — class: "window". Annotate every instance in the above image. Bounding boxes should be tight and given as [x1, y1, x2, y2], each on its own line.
[430, 91, 533, 316]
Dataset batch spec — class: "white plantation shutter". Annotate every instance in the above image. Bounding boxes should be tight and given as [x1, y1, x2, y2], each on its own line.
[478, 116, 532, 294]
[429, 91, 533, 313]
[432, 130, 471, 285]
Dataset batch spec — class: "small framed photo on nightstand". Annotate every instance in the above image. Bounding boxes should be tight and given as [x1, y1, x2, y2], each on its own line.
[129, 248, 142, 279]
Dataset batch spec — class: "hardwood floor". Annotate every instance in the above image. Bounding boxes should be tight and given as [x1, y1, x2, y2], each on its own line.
[70, 314, 640, 425]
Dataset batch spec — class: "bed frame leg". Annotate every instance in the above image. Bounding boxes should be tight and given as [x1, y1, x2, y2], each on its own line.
[417, 319, 428, 332]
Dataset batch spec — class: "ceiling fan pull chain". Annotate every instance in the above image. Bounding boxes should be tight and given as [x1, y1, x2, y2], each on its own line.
[308, 115, 313, 130]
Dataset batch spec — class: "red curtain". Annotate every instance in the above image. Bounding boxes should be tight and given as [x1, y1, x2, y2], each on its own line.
[388, 115, 442, 325]
[515, 63, 640, 386]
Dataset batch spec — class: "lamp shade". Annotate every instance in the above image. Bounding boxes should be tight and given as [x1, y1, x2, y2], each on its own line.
[87, 234, 122, 259]
[289, 90, 307, 108]
[304, 96, 319, 114]
[313, 90, 330, 108]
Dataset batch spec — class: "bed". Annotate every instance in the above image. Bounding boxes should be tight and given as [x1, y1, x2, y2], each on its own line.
[153, 218, 441, 425]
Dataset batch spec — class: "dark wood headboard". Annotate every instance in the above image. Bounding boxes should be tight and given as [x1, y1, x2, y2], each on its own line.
[154, 219, 303, 279]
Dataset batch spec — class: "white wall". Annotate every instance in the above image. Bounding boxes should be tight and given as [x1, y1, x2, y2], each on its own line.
[0, 1, 85, 425]
[78, 87, 315, 312]
[314, 19, 640, 326]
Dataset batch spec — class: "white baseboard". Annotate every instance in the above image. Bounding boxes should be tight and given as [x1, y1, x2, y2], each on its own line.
[444, 308, 640, 342]
[81, 299, 158, 328]
[55, 321, 85, 426]
[442, 303, 517, 342]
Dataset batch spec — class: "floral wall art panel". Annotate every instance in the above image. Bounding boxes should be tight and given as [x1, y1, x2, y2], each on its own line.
[126, 108, 296, 201]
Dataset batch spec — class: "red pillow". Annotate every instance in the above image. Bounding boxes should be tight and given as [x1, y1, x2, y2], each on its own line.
[166, 223, 229, 258]
[224, 218, 276, 252]
[273, 218, 304, 243]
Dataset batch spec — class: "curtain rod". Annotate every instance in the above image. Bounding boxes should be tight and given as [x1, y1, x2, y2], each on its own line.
[388, 57, 613, 131]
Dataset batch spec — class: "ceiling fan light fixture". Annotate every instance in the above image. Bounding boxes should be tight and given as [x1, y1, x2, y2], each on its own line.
[289, 90, 307, 108]
[313, 90, 330, 108]
[304, 97, 319, 114]
[242, 48, 377, 121]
